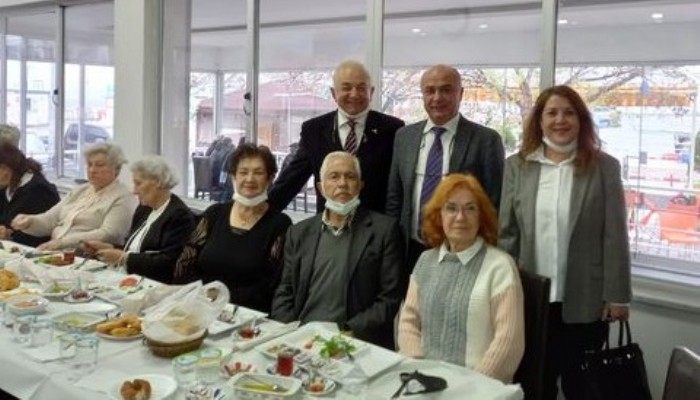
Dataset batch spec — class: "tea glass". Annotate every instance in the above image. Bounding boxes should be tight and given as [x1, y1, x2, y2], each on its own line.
[173, 353, 199, 389]
[13, 315, 35, 345]
[30, 318, 54, 347]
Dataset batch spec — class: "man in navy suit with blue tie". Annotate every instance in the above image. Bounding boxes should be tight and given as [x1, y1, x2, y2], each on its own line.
[386, 64, 505, 272]
[269, 60, 404, 214]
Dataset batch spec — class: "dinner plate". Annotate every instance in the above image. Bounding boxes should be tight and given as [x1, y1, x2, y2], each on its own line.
[109, 374, 177, 400]
[96, 331, 144, 341]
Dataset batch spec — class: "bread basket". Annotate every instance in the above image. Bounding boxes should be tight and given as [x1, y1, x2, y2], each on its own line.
[144, 330, 208, 358]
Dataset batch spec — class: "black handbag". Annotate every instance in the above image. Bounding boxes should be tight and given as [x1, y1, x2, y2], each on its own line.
[580, 320, 653, 400]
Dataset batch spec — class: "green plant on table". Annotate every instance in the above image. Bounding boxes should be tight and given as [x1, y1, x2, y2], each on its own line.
[312, 334, 357, 359]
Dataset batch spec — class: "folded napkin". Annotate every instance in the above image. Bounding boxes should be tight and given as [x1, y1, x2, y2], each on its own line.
[21, 342, 63, 362]
[73, 367, 130, 394]
[232, 321, 299, 351]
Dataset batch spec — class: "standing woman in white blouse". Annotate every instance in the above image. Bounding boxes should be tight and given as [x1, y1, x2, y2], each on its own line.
[498, 85, 631, 400]
[85, 155, 195, 283]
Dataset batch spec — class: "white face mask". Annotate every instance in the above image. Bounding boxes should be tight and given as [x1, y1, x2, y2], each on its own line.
[543, 136, 578, 154]
[324, 196, 361, 216]
[232, 187, 268, 207]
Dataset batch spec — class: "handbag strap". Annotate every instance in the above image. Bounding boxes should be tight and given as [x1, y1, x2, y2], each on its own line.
[617, 320, 633, 347]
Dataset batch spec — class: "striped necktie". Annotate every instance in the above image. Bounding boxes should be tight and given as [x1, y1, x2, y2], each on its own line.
[344, 118, 358, 154]
[419, 127, 447, 235]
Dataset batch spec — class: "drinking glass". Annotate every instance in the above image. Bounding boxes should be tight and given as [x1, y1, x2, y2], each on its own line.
[69, 336, 99, 380]
[30, 318, 54, 347]
[173, 353, 199, 389]
[13, 315, 35, 345]
[59, 333, 83, 360]
[197, 348, 223, 384]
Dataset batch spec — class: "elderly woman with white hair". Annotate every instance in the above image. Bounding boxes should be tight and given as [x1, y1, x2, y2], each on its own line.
[0, 124, 20, 146]
[12, 142, 136, 250]
[84, 155, 195, 283]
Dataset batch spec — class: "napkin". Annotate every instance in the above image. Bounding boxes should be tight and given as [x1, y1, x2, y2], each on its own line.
[73, 367, 130, 394]
[232, 321, 299, 351]
[21, 342, 63, 362]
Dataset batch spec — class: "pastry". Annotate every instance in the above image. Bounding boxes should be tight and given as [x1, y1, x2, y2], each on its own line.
[120, 378, 151, 400]
[0, 270, 20, 292]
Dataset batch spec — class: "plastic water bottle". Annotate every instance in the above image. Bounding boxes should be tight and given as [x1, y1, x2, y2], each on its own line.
[338, 363, 369, 399]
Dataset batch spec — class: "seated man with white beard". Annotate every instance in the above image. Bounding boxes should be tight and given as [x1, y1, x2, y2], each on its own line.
[271, 151, 405, 349]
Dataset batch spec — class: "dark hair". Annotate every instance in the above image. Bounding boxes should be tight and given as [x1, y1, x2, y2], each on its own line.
[228, 143, 278, 179]
[0, 142, 43, 191]
[520, 85, 600, 171]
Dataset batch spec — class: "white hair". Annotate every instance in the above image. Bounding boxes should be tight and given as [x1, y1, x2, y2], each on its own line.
[320, 151, 362, 181]
[130, 155, 179, 189]
[0, 124, 20, 147]
[332, 60, 372, 87]
[83, 142, 128, 170]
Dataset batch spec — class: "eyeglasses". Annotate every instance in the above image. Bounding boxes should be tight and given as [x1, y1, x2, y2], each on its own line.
[442, 202, 478, 217]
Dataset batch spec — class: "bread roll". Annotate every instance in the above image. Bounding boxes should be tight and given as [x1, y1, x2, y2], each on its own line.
[120, 379, 151, 400]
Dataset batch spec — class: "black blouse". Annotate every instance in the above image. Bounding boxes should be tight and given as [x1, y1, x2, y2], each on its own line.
[0, 173, 59, 247]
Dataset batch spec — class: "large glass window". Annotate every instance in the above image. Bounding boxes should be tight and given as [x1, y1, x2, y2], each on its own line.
[63, 3, 115, 178]
[3, 12, 57, 172]
[556, 1, 700, 268]
[383, 0, 542, 155]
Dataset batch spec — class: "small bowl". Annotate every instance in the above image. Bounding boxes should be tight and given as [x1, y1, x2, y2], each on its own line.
[7, 294, 49, 315]
[64, 289, 94, 303]
[41, 280, 76, 299]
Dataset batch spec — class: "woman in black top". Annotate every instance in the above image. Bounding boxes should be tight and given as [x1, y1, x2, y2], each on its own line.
[174, 143, 292, 313]
[84, 155, 195, 284]
[0, 143, 59, 247]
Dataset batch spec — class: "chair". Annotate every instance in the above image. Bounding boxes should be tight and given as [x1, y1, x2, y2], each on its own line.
[662, 346, 700, 400]
[513, 269, 551, 400]
[192, 155, 222, 200]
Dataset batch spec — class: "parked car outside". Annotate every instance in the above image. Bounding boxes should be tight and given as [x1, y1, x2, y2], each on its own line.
[63, 123, 111, 150]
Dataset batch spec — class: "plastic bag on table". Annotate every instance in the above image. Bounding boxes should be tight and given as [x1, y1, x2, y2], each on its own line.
[141, 280, 229, 344]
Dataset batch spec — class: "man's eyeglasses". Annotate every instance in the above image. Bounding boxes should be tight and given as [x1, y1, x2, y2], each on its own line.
[442, 202, 478, 217]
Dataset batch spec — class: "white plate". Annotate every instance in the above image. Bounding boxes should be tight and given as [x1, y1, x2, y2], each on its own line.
[6, 294, 49, 315]
[64, 291, 94, 303]
[109, 374, 177, 400]
[209, 304, 267, 335]
[302, 376, 337, 397]
[96, 331, 144, 341]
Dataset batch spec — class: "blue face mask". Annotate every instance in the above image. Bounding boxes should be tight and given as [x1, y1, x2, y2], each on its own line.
[324, 196, 361, 216]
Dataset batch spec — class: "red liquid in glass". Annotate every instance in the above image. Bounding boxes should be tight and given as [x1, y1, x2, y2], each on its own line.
[277, 351, 294, 376]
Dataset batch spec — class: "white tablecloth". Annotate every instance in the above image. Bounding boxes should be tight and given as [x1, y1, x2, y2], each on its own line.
[0, 265, 523, 400]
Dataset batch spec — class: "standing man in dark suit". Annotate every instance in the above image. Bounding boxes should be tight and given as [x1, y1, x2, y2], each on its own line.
[386, 64, 505, 272]
[269, 60, 404, 213]
[271, 152, 404, 349]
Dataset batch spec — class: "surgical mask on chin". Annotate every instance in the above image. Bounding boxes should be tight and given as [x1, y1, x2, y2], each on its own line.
[232, 189, 268, 207]
[324, 196, 361, 216]
[543, 136, 578, 154]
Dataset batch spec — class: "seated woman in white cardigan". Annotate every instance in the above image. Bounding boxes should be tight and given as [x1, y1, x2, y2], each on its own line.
[397, 173, 525, 383]
[11, 142, 136, 251]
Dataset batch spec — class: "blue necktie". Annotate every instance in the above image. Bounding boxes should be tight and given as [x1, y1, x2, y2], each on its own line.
[419, 127, 446, 235]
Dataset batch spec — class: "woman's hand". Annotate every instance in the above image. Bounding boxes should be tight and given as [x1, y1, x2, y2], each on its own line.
[81, 240, 113, 255]
[601, 303, 630, 322]
[96, 248, 125, 265]
[10, 214, 31, 231]
[0, 225, 12, 240]
[37, 240, 62, 251]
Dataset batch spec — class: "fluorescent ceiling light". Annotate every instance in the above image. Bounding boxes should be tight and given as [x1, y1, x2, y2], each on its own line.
[558, 19, 568, 25]
[651, 13, 664, 19]
[411, 28, 422, 34]
[478, 23, 488, 29]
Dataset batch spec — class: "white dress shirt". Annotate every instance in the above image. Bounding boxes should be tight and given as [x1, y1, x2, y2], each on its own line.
[527, 146, 575, 302]
[411, 113, 460, 241]
[337, 108, 369, 149]
[124, 198, 170, 253]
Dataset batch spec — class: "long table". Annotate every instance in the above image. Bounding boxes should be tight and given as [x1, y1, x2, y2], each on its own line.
[0, 251, 524, 400]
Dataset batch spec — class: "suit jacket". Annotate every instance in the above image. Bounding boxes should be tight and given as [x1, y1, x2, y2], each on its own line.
[269, 110, 405, 214]
[497, 152, 631, 323]
[23, 180, 136, 247]
[124, 194, 195, 284]
[0, 173, 59, 247]
[386, 115, 505, 243]
[271, 208, 405, 349]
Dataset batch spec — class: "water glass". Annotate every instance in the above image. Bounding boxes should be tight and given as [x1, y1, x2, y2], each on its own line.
[59, 333, 83, 360]
[3, 305, 15, 328]
[71, 336, 99, 375]
[30, 318, 54, 347]
[197, 348, 223, 384]
[173, 353, 199, 389]
[13, 315, 35, 345]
